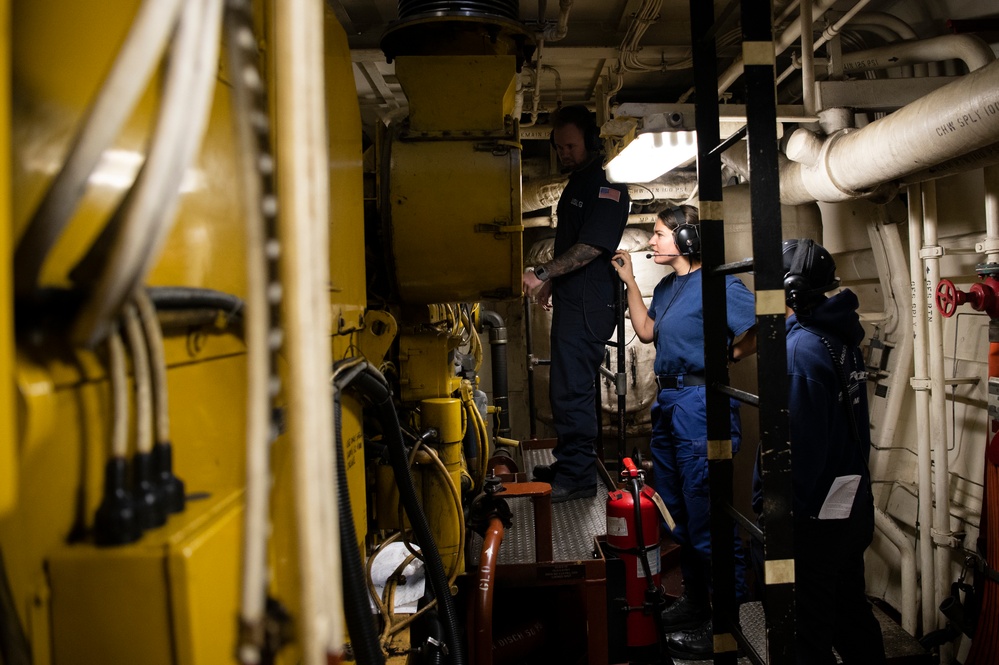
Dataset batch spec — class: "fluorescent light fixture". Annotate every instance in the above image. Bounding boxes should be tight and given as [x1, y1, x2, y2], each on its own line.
[605, 130, 698, 183]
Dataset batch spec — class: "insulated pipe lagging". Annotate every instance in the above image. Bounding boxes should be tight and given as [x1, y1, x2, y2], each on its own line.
[874, 508, 917, 635]
[351, 367, 465, 665]
[332, 397, 386, 665]
[780, 58, 999, 205]
[480, 310, 510, 440]
[840, 34, 994, 77]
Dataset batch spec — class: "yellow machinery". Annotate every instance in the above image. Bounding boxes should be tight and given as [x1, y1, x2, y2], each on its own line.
[2, 0, 527, 663]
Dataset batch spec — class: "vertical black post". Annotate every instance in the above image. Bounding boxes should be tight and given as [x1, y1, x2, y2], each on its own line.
[689, 1, 738, 663]
[524, 297, 538, 440]
[617, 278, 627, 462]
[740, 1, 796, 663]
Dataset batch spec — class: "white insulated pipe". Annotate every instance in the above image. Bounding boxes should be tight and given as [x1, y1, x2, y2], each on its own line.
[907, 183, 936, 633]
[875, 507, 918, 635]
[865, 216, 913, 455]
[840, 33, 995, 77]
[799, 0, 816, 116]
[923, 184, 954, 652]
[780, 58, 999, 204]
[985, 164, 999, 264]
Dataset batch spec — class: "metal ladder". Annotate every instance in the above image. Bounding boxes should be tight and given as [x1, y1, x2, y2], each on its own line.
[688, 1, 795, 663]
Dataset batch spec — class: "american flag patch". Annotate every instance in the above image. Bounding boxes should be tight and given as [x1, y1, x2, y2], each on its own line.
[599, 186, 621, 202]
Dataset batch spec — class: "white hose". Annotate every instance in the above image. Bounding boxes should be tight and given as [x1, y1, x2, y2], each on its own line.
[73, 0, 224, 347]
[13, 0, 185, 294]
[122, 302, 153, 455]
[134, 289, 170, 444]
[275, 0, 340, 660]
[107, 327, 130, 459]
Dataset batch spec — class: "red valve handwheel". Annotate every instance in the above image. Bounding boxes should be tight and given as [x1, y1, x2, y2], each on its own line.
[935, 279, 962, 318]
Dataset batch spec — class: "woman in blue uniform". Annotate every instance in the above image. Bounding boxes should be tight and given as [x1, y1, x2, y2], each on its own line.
[612, 205, 757, 659]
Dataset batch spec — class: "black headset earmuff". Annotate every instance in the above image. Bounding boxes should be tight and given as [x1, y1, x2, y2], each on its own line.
[669, 208, 700, 256]
[783, 239, 814, 310]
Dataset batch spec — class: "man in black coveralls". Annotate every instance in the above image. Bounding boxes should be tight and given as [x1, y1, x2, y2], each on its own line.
[523, 105, 630, 503]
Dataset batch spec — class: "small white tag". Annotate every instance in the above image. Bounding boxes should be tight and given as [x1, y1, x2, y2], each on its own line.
[649, 490, 676, 531]
[817, 474, 861, 520]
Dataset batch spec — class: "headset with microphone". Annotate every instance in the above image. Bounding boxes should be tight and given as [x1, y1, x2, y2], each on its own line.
[783, 238, 840, 311]
[646, 207, 701, 258]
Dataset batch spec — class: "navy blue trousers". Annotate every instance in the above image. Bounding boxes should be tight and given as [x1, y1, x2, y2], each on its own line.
[650, 385, 748, 603]
[548, 301, 615, 488]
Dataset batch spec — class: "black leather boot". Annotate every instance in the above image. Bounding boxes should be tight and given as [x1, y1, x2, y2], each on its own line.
[665, 619, 713, 660]
[660, 593, 711, 632]
[532, 464, 556, 482]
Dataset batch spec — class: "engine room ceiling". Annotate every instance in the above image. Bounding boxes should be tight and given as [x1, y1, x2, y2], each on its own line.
[336, 0, 999, 137]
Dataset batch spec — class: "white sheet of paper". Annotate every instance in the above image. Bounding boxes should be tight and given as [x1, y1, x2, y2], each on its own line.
[817, 474, 861, 520]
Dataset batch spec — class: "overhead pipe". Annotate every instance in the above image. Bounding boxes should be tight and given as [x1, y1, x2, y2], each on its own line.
[541, 0, 573, 42]
[839, 33, 994, 77]
[799, 0, 816, 116]
[850, 12, 926, 77]
[686, 0, 839, 101]
[907, 183, 937, 634]
[780, 58, 999, 205]
[773, 0, 875, 87]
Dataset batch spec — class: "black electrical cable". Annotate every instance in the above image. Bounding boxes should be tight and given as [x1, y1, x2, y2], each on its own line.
[332, 393, 386, 665]
[146, 286, 244, 321]
[349, 365, 466, 665]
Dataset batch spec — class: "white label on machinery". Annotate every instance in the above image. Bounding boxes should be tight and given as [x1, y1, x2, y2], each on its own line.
[607, 515, 628, 537]
[637, 546, 661, 578]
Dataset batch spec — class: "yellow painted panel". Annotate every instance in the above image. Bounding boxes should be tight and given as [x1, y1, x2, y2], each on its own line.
[389, 139, 522, 303]
[0, 0, 14, 515]
[325, 16, 367, 331]
[395, 55, 516, 131]
[48, 490, 243, 665]
[399, 332, 460, 402]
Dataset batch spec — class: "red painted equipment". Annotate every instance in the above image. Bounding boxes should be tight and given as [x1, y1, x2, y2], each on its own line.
[937, 270, 999, 664]
[606, 458, 663, 649]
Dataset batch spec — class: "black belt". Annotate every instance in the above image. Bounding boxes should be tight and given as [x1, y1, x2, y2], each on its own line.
[655, 373, 706, 390]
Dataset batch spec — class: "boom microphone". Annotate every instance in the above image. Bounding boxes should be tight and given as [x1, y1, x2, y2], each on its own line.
[646, 253, 681, 258]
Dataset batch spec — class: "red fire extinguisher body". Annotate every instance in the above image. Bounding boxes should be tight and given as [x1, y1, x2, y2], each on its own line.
[606, 481, 662, 647]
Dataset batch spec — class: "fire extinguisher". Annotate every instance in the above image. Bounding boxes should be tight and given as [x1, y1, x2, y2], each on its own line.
[606, 457, 670, 653]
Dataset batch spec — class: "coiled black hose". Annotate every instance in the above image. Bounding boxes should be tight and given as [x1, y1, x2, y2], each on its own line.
[332, 392, 385, 665]
[350, 365, 465, 665]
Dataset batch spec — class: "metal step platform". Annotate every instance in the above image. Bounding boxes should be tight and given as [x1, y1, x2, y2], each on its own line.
[470, 441, 930, 664]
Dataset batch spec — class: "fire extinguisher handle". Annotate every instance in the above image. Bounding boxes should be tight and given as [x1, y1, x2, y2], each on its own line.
[621, 457, 638, 478]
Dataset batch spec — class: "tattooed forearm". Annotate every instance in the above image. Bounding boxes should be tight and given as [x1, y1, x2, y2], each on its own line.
[544, 243, 603, 278]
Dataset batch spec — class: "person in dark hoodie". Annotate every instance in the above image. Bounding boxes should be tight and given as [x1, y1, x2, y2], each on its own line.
[752, 238, 886, 664]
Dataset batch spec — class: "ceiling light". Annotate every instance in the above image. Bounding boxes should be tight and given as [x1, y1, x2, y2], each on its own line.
[605, 130, 698, 184]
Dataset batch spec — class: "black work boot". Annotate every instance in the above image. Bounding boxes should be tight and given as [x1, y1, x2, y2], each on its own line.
[532, 464, 556, 482]
[660, 593, 711, 632]
[665, 619, 713, 660]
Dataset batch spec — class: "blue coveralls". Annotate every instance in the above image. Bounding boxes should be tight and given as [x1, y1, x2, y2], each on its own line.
[752, 290, 885, 664]
[548, 158, 630, 489]
[646, 268, 755, 603]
